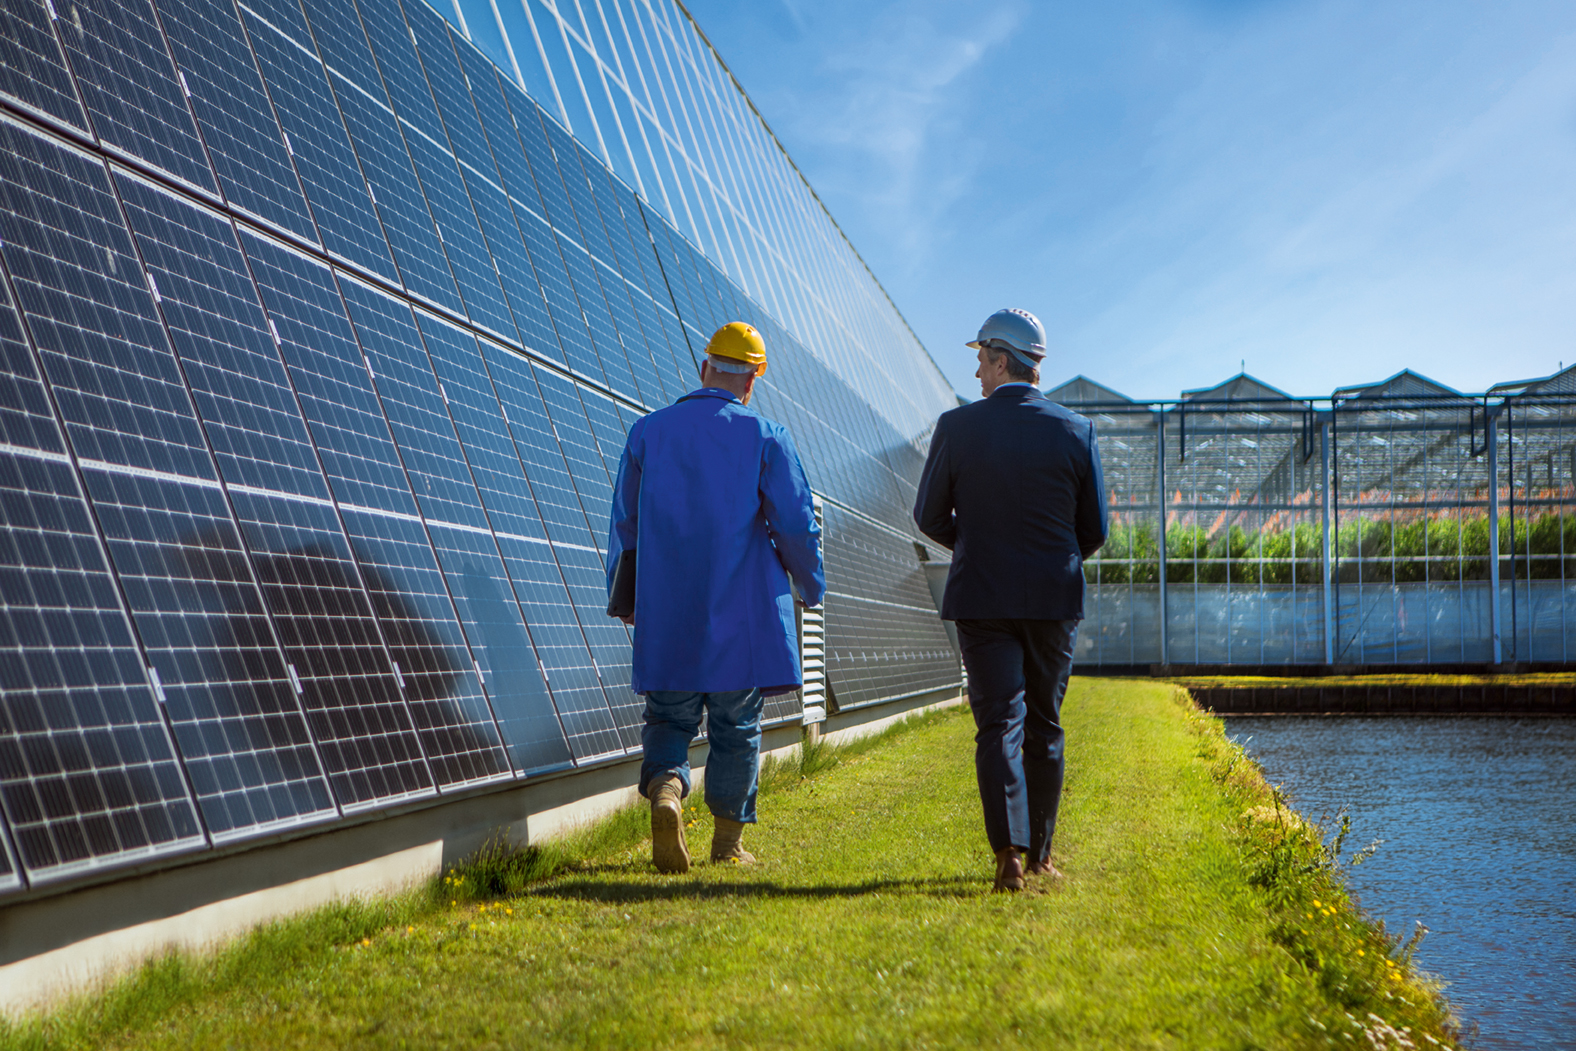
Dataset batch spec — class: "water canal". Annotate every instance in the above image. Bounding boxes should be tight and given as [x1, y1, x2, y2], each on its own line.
[1222, 716, 1575, 1050]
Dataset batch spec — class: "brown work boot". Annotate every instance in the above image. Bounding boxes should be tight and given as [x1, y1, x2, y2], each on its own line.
[710, 816, 756, 864]
[1027, 857, 1065, 880]
[993, 847, 1025, 892]
[648, 775, 689, 874]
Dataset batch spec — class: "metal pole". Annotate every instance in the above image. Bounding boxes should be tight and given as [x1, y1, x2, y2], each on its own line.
[1157, 409, 1168, 666]
[1321, 421, 1334, 665]
[1507, 403, 1518, 661]
[1488, 410, 1502, 664]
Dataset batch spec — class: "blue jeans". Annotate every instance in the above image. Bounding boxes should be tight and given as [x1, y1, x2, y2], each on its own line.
[639, 689, 763, 824]
[956, 619, 1077, 862]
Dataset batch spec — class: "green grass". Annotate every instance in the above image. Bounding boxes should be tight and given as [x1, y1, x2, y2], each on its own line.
[1, 683, 1460, 1050]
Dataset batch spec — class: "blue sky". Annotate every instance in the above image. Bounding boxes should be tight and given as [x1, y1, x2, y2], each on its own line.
[682, 0, 1576, 402]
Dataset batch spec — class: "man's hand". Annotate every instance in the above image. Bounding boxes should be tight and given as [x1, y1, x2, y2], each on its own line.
[620, 614, 635, 626]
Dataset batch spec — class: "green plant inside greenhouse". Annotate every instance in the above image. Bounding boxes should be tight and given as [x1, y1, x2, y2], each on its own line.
[1088, 513, 1576, 583]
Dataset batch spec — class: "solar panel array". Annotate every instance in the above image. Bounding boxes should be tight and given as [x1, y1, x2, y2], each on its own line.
[0, 0, 959, 892]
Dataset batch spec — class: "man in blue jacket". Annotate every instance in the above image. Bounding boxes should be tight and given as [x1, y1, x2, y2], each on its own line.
[913, 308, 1107, 892]
[608, 322, 825, 874]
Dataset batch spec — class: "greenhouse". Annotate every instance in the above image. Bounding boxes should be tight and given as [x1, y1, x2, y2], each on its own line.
[1054, 367, 1576, 667]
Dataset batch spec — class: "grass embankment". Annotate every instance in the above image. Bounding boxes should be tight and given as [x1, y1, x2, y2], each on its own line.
[1170, 672, 1576, 690]
[1, 682, 1459, 1050]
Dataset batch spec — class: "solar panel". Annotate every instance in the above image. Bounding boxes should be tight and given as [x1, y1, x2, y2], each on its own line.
[0, 450, 206, 882]
[239, 236, 510, 786]
[82, 466, 338, 838]
[449, 48, 566, 362]
[113, 173, 327, 498]
[0, 120, 214, 481]
[351, 0, 445, 146]
[54, 0, 213, 192]
[227, 488, 437, 807]
[421, 328, 612, 762]
[0, 821, 19, 894]
[400, 0, 492, 177]
[514, 205, 604, 384]
[0, 0, 90, 132]
[820, 505, 958, 711]
[242, 6, 398, 281]
[399, 125, 516, 341]
[326, 72, 461, 313]
[481, 346, 623, 760]
[532, 366, 643, 746]
[156, 0, 317, 242]
[343, 284, 573, 771]
[295, 0, 382, 89]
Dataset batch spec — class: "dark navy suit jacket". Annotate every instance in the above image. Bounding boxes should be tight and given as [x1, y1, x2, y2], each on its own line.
[913, 385, 1107, 621]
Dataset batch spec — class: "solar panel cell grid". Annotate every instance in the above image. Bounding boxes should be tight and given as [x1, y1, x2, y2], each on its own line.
[338, 507, 511, 786]
[455, 52, 543, 215]
[399, 127, 515, 340]
[351, 0, 445, 146]
[340, 283, 489, 530]
[114, 173, 330, 500]
[227, 488, 434, 807]
[591, 262, 665, 408]
[0, 0, 90, 132]
[327, 75, 461, 314]
[492, 532, 619, 760]
[511, 104, 578, 243]
[400, 1, 491, 177]
[57, 0, 215, 192]
[546, 129, 619, 275]
[481, 346, 623, 758]
[0, 276, 66, 457]
[454, 166, 547, 353]
[0, 451, 204, 882]
[556, 237, 637, 400]
[0, 120, 215, 481]
[449, 51, 564, 362]
[424, 522, 570, 774]
[820, 507, 957, 711]
[515, 204, 602, 383]
[531, 367, 642, 745]
[239, 233, 417, 514]
[241, 8, 397, 280]
[294, 0, 381, 89]
[428, 335, 618, 757]
[81, 467, 337, 838]
[155, 0, 317, 242]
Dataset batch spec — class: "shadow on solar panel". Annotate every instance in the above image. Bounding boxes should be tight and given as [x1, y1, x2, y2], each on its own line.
[175, 528, 507, 781]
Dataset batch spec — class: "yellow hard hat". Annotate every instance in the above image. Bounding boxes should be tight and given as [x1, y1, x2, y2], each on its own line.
[704, 321, 767, 375]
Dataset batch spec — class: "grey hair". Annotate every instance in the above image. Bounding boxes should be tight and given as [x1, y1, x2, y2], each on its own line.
[982, 341, 1039, 384]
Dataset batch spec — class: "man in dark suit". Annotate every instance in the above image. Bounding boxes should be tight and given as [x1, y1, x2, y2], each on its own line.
[913, 308, 1107, 892]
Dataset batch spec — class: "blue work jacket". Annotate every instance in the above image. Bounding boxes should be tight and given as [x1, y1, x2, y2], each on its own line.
[607, 388, 825, 694]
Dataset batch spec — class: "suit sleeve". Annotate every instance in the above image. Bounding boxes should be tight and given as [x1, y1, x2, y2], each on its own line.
[913, 414, 957, 550]
[760, 426, 825, 608]
[606, 424, 642, 595]
[1076, 418, 1108, 560]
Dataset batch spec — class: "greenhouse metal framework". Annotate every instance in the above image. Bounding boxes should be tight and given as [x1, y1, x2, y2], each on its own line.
[0, 0, 959, 897]
[1054, 368, 1576, 668]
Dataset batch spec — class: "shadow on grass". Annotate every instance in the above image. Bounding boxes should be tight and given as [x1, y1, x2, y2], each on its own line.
[525, 873, 994, 904]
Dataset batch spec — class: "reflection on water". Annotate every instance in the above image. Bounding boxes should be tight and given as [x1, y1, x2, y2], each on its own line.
[1223, 716, 1575, 1051]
